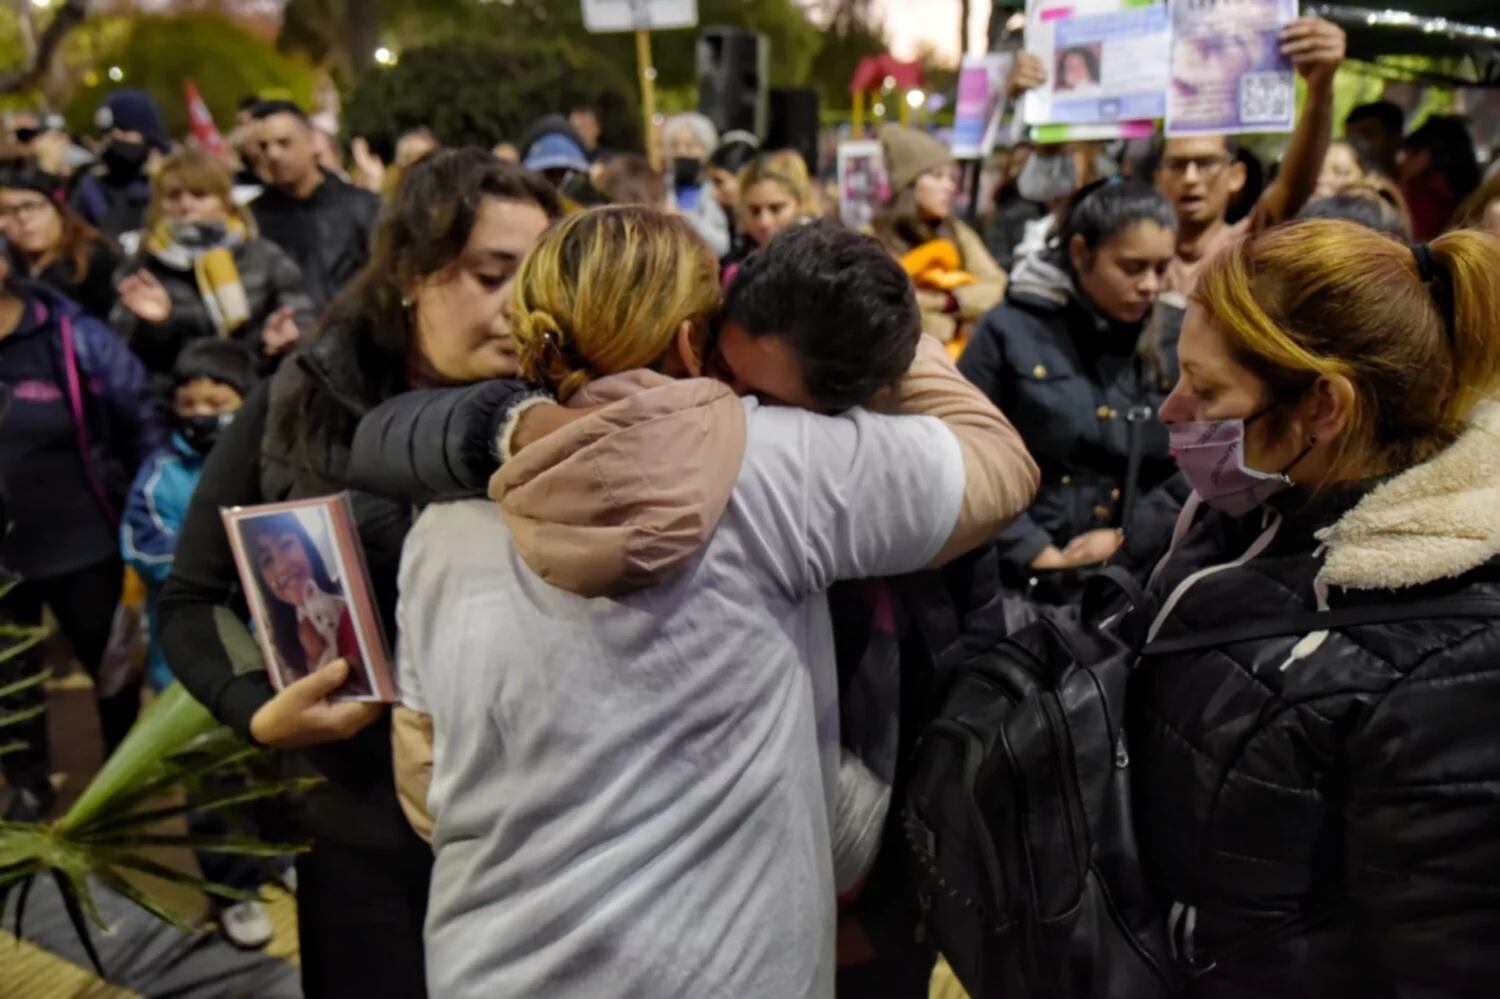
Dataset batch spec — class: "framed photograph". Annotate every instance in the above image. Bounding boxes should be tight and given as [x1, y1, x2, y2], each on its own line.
[221, 493, 395, 703]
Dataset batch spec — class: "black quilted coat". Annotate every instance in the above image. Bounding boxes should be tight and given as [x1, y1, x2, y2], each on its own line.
[1126, 405, 1500, 998]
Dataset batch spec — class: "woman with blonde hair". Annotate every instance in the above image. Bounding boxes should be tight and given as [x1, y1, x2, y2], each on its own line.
[1121, 221, 1500, 995]
[111, 148, 314, 379]
[721, 150, 816, 281]
[392, 207, 1036, 997]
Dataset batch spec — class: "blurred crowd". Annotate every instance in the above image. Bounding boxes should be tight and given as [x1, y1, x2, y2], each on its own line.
[2, 12, 1500, 997]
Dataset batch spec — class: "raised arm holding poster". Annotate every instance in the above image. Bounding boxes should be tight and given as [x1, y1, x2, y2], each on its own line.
[1022, 0, 1171, 130]
[1167, 0, 1298, 135]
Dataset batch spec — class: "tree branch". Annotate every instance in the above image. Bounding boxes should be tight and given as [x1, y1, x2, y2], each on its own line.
[0, 0, 89, 95]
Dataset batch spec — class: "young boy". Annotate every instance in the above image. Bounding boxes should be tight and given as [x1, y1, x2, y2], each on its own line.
[119, 338, 274, 949]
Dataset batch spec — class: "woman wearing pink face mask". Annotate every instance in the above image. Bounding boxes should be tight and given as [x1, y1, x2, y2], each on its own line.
[1120, 220, 1500, 996]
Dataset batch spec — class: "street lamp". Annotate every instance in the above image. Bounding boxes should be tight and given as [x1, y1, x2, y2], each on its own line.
[374, 47, 398, 67]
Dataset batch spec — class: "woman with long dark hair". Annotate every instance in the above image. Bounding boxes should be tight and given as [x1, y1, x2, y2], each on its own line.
[240, 511, 368, 694]
[0, 166, 121, 321]
[157, 149, 560, 998]
[959, 179, 1180, 604]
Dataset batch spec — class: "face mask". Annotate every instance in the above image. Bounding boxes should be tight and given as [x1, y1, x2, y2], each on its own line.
[672, 157, 702, 188]
[102, 139, 149, 179]
[169, 220, 227, 248]
[178, 412, 233, 456]
[1017, 151, 1077, 204]
[1168, 416, 1302, 517]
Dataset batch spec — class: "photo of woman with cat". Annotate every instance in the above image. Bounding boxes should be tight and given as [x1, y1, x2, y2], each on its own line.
[230, 505, 376, 699]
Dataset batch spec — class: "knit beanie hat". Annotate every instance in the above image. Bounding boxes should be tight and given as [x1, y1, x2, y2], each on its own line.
[172, 339, 257, 397]
[96, 89, 169, 151]
[0, 165, 67, 206]
[880, 124, 954, 194]
[664, 112, 719, 159]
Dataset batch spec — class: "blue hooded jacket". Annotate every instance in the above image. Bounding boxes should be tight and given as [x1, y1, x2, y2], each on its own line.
[121, 432, 203, 691]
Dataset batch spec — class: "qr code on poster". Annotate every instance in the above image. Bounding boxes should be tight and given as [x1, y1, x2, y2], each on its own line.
[1240, 71, 1293, 124]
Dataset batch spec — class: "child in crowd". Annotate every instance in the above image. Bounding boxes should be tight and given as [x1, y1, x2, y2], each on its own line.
[120, 338, 281, 950]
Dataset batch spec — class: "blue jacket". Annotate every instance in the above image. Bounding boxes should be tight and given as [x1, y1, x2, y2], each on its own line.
[0, 282, 166, 579]
[121, 433, 203, 691]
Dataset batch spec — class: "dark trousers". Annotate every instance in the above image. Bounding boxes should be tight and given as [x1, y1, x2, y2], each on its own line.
[1, 556, 140, 792]
[295, 827, 433, 998]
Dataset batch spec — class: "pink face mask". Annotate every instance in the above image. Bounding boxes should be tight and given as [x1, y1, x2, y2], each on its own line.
[1168, 418, 1292, 517]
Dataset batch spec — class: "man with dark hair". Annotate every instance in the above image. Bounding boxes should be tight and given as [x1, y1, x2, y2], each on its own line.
[248, 100, 380, 310]
[1345, 100, 1405, 178]
[715, 221, 919, 412]
[1155, 16, 1345, 294]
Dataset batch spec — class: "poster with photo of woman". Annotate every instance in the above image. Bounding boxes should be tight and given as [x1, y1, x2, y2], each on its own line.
[222, 493, 394, 702]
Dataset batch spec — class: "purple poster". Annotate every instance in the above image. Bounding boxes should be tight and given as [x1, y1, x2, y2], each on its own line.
[1167, 0, 1297, 136]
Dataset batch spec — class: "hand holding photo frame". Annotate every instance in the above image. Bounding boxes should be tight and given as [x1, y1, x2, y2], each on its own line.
[222, 493, 395, 703]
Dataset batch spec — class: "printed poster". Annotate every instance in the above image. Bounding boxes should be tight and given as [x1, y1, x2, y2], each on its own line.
[1167, 0, 1297, 136]
[951, 52, 1015, 160]
[1023, 0, 1171, 128]
[837, 140, 890, 231]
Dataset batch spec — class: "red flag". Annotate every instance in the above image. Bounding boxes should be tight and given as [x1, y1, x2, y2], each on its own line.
[183, 79, 226, 156]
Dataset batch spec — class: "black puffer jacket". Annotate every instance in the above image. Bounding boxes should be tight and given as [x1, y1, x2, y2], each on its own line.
[958, 255, 1182, 579]
[1127, 401, 1500, 997]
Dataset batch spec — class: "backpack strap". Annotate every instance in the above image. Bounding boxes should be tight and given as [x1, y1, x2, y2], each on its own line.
[58, 310, 120, 529]
[1143, 596, 1500, 658]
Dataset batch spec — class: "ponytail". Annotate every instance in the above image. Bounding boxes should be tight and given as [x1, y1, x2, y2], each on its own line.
[1196, 221, 1500, 481]
[1426, 229, 1500, 427]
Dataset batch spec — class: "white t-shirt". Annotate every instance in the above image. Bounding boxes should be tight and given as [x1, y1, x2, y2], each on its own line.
[396, 399, 966, 999]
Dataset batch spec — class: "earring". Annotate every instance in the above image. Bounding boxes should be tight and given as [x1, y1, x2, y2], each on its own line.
[1309, 433, 1319, 445]
[400, 297, 412, 308]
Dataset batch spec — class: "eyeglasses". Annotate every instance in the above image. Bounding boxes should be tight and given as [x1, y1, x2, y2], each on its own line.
[0, 199, 52, 221]
[1160, 155, 1232, 177]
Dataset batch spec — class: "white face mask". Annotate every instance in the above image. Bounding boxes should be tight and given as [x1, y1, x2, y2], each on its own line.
[1017, 151, 1077, 204]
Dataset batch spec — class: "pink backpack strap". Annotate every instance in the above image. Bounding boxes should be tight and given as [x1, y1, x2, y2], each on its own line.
[57, 307, 121, 529]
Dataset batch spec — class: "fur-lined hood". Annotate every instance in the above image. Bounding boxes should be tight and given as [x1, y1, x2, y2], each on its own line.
[1318, 400, 1500, 591]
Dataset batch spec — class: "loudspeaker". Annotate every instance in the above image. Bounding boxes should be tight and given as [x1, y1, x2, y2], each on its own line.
[697, 26, 768, 138]
[767, 88, 821, 172]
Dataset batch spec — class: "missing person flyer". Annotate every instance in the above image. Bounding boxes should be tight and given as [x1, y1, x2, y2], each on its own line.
[1167, 0, 1297, 136]
[1023, 0, 1171, 129]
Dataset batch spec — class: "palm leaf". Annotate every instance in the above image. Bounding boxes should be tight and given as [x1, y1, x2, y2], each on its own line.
[76, 777, 324, 837]
[0, 632, 46, 669]
[51, 870, 106, 976]
[81, 833, 306, 858]
[92, 866, 195, 934]
[13, 869, 35, 943]
[0, 667, 50, 704]
[101, 853, 260, 906]
[0, 704, 46, 729]
[65, 745, 265, 835]
[0, 740, 29, 759]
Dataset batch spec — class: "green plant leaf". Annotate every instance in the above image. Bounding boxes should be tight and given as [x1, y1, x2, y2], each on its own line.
[0, 704, 47, 729]
[0, 666, 50, 702]
[0, 740, 29, 759]
[77, 776, 324, 837]
[102, 853, 260, 905]
[65, 745, 263, 835]
[84, 833, 308, 858]
[13, 869, 34, 942]
[51, 870, 106, 977]
[92, 866, 195, 934]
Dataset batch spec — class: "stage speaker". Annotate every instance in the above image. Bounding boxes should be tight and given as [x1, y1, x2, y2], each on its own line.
[697, 26, 768, 139]
[767, 88, 821, 171]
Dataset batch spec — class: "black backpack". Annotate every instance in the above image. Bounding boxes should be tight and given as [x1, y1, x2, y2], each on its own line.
[903, 567, 1500, 999]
